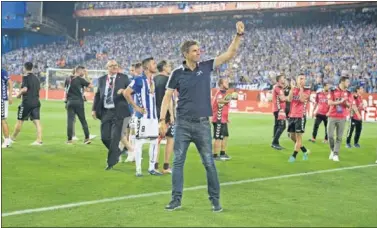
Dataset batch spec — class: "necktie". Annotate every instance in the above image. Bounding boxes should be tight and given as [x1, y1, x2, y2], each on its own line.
[105, 77, 114, 106]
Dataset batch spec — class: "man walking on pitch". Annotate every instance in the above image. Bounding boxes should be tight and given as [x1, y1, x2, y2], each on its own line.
[212, 78, 232, 161]
[65, 66, 93, 144]
[327, 76, 355, 162]
[124, 57, 161, 176]
[92, 60, 131, 170]
[154, 60, 175, 173]
[159, 21, 245, 212]
[1, 67, 13, 148]
[346, 86, 364, 148]
[287, 74, 311, 162]
[309, 83, 330, 143]
[271, 74, 287, 150]
[11, 62, 43, 145]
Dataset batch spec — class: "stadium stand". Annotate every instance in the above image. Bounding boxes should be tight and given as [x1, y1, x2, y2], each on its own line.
[2, 8, 377, 92]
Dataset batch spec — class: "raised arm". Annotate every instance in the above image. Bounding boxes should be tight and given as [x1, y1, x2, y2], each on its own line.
[214, 21, 244, 68]
[287, 88, 294, 102]
[298, 88, 308, 103]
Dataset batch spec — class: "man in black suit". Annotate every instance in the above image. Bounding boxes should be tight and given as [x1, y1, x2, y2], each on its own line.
[92, 60, 131, 170]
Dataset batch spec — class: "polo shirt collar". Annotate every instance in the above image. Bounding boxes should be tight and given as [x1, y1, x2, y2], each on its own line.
[182, 61, 199, 72]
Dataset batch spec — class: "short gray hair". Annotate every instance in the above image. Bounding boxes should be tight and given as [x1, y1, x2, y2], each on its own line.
[180, 40, 199, 58]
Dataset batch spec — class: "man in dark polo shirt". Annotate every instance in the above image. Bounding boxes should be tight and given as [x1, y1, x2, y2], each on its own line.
[65, 66, 93, 144]
[11, 62, 43, 145]
[159, 21, 245, 212]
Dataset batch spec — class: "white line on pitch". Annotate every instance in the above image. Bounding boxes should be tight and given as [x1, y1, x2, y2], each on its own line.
[2, 164, 376, 217]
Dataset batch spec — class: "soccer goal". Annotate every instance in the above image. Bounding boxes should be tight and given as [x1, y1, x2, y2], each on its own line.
[44, 68, 107, 101]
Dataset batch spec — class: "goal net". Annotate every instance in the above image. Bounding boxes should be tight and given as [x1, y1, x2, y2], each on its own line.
[44, 68, 107, 102]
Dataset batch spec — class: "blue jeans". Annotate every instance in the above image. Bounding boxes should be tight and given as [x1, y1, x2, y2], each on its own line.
[171, 117, 220, 202]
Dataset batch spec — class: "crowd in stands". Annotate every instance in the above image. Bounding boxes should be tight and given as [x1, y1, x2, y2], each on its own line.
[2, 8, 377, 93]
[74, 1, 217, 10]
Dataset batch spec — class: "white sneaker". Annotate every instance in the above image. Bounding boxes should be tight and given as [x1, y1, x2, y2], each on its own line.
[160, 139, 167, 145]
[329, 151, 334, 160]
[2, 138, 11, 148]
[31, 141, 43, 146]
[125, 154, 135, 162]
[333, 155, 340, 162]
[72, 136, 79, 141]
[89, 135, 97, 140]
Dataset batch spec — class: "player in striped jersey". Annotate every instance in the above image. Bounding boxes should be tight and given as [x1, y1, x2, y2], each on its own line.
[1, 67, 13, 148]
[124, 62, 142, 162]
[123, 57, 161, 176]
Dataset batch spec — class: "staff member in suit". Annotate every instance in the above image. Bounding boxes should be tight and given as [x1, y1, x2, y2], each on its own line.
[92, 60, 131, 170]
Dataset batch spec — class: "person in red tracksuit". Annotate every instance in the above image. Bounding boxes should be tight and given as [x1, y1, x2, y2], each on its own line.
[346, 86, 363, 148]
[309, 82, 330, 143]
[271, 74, 287, 150]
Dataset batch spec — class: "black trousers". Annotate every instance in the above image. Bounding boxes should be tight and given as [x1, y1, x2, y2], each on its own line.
[346, 118, 362, 145]
[312, 114, 328, 140]
[101, 109, 127, 166]
[272, 111, 286, 145]
[67, 100, 89, 141]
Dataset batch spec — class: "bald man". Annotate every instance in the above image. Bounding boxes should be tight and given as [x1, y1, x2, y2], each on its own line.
[92, 60, 132, 170]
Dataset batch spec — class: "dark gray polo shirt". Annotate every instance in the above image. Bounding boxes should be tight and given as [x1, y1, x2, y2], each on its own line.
[166, 59, 215, 118]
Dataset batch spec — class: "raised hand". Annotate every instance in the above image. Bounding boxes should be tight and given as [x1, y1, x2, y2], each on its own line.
[236, 21, 245, 34]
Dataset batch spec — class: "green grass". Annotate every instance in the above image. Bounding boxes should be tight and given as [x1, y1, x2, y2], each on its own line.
[2, 100, 377, 227]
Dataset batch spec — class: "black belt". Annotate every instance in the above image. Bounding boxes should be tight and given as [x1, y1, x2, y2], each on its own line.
[179, 116, 209, 123]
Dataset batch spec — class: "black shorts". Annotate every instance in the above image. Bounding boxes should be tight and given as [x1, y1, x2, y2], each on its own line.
[212, 122, 229, 140]
[17, 103, 41, 121]
[166, 123, 175, 138]
[287, 117, 306, 134]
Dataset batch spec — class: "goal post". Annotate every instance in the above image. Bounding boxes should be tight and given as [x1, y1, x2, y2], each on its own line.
[45, 68, 107, 101]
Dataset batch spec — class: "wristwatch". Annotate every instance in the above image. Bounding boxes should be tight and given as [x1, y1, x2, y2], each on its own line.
[237, 32, 244, 36]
